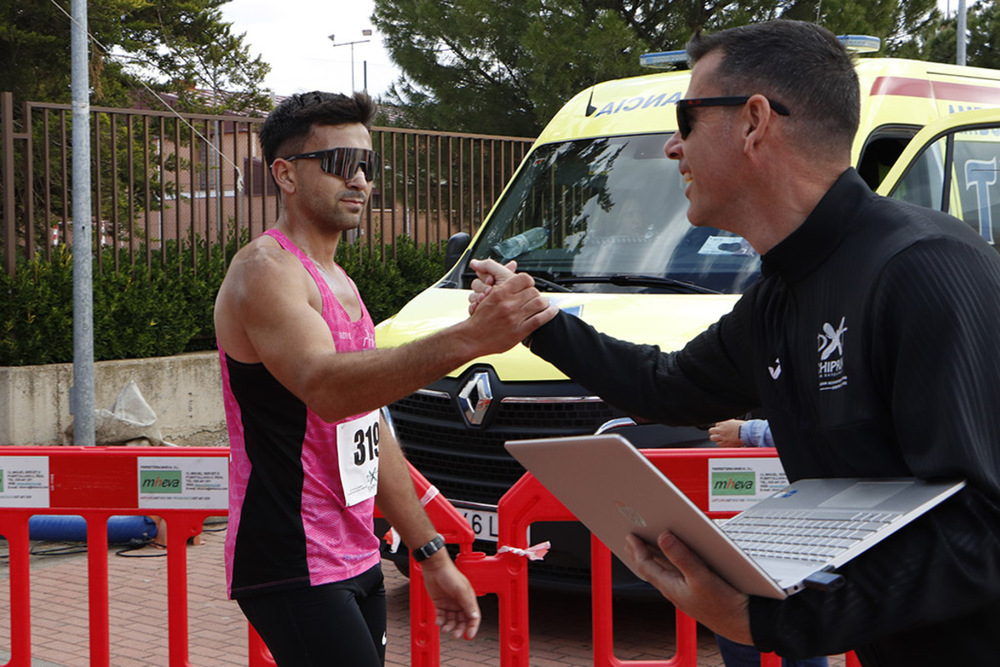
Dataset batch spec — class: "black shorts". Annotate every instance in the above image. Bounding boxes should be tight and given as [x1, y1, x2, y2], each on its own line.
[238, 563, 387, 667]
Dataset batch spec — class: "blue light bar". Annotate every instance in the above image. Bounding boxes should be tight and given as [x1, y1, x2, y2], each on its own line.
[639, 50, 689, 70]
[642, 35, 880, 70]
[837, 35, 881, 54]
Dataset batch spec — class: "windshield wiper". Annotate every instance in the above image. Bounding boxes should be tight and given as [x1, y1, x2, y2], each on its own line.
[458, 267, 573, 292]
[527, 274, 574, 292]
[459, 269, 715, 294]
[555, 274, 722, 295]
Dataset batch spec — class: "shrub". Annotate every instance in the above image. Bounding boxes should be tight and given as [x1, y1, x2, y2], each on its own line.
[0, 248, 75, 365]
[0, 234, 447, 366]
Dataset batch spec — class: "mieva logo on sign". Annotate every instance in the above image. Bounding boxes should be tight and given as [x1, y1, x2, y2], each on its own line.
[711, 471, 756, 496]
[140, 470, 183, 494]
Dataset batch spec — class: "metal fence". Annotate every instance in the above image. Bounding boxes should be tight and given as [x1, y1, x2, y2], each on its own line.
[0, 91, 535, 276]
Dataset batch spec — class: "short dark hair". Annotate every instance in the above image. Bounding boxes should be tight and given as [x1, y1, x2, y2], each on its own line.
[687, 20, 859, 154]
[259, 91, 376, 167]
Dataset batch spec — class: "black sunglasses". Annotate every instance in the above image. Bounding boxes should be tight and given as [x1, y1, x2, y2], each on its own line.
[675, 96, 791, 139]
[282, 147, 381, 182]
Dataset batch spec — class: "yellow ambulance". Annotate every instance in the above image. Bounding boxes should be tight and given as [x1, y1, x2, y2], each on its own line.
[375, 41, 1000, 589]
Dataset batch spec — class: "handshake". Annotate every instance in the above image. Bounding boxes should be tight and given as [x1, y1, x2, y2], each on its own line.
[460, 258, 558, 354]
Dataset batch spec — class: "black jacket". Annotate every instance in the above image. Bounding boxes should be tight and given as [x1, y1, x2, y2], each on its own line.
[529, 169, 1000, 666]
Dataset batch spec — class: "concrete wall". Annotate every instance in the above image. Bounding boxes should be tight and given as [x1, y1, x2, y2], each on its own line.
[0, 351, 227, 447]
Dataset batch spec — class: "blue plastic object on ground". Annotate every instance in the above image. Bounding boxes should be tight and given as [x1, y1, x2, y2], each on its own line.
[27, 515, 157, 543]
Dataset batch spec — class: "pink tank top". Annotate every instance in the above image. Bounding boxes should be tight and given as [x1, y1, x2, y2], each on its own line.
[220, 228, 381, 598]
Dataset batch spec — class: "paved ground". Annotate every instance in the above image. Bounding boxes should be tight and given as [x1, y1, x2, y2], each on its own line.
[0, 519, 849, 666]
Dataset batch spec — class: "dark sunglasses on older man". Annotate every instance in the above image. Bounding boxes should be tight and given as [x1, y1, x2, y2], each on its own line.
[675, 96, 790, 139]
[283, 147, 381, 182]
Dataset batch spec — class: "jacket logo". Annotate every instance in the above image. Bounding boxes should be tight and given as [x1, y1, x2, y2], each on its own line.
[817, 316, 848, 391]
[818, 318, 847, 360]
[768, 358, 782, 380]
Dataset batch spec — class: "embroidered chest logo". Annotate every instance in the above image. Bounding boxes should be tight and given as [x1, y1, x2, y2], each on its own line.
[817, 316, 848, 391]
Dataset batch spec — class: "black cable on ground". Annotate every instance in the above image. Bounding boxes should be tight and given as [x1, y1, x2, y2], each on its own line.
[115, 537, 167, 558]
[30, 542, 88, 557]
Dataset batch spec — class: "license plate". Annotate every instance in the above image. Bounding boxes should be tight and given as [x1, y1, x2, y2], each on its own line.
[455, 503, 499, 542]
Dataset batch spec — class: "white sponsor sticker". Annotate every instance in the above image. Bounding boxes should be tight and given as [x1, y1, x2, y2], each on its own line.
[138, 457, 228, 510]
[0, 456, 49, 508]
[708, 458, 788, 512]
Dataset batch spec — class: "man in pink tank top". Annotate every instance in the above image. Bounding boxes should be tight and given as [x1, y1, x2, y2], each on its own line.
[214, 91, 557, 666]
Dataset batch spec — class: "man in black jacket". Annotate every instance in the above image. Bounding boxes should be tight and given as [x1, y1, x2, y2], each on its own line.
[470, 20, 1000, 667]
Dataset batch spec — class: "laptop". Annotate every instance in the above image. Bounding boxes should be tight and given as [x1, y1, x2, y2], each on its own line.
[505, 434, 965, 599]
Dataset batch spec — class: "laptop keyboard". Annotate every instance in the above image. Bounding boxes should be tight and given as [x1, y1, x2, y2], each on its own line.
[722, 510, 898, 563]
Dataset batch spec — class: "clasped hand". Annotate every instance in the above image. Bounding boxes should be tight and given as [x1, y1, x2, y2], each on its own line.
[467, 258, 519, 315]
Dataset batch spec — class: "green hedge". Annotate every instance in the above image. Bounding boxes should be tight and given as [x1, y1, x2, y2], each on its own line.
[0, 235, 448, 367]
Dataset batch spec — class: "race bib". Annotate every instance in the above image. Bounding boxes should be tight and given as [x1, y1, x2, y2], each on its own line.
[337, 411, 380, 506]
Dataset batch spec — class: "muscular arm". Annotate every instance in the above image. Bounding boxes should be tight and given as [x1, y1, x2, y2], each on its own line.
[215, 242, 557, 423]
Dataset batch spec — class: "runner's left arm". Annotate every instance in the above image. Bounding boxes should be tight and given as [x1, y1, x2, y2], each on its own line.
[374, 414, 481, 640]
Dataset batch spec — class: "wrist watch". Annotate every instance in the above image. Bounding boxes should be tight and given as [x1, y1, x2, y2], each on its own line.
[412, 533, 446, 562]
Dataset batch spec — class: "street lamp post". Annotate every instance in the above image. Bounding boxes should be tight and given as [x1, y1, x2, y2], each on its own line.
[328, 32, 371, 92]
[957, 0, 967, 65]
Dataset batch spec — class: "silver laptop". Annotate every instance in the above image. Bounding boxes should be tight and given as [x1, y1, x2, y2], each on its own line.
[505, 434, 965, 599]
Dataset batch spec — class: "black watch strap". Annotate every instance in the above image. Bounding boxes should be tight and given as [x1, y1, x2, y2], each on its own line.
[412, 534, 445, 562]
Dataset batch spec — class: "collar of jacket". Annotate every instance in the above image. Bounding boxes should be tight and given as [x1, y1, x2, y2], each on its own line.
[760, 168, 874, 284]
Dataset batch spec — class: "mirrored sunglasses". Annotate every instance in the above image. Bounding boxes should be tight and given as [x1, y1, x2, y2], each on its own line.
[283, 147, 381, 182]
[675, 96, 790, 139]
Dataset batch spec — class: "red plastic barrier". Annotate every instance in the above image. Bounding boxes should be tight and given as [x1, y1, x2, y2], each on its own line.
[493, 447, 862, 667]
[0, 446, 227, 667]
[0, 446, 864, 667]
[397, 463, 478, 666]
[0, 448, 467, 667]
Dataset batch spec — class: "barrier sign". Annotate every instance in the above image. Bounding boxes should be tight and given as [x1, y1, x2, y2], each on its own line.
[708, 457, 788, 511]
[138, 457, 228, 510]
[0, 449, 229, 510]
[0, 456, 50, 507]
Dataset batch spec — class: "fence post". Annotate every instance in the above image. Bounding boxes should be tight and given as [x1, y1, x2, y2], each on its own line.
[21, 101, 34, 262]
[2, 91, 16, 275]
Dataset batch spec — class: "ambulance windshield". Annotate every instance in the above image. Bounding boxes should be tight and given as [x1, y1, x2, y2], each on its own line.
[466, 133, 761, 294]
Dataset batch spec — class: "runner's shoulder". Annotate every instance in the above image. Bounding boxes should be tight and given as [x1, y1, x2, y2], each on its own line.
[230, 237, 305, 283]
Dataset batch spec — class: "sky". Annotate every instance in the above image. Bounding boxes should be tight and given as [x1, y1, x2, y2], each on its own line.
[218, 0, 402, 99]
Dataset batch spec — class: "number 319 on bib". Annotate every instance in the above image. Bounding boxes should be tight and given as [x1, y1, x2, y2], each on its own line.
[353, 421, 379, 466]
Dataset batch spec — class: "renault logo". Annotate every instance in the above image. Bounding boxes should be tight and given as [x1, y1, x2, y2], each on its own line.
[458, 371, 493, 426]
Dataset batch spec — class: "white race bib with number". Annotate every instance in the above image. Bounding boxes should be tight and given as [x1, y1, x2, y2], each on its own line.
[337, 411, 380, 506]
